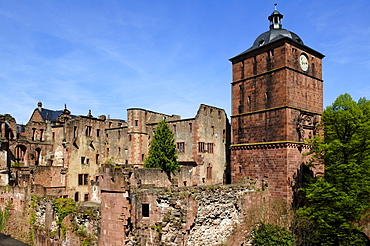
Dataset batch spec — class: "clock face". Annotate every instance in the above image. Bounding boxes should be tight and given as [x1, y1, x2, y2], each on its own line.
[300, 54, 308, 71]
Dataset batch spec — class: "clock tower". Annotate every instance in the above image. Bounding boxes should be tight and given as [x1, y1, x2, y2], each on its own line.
[230, 6, 324, 203]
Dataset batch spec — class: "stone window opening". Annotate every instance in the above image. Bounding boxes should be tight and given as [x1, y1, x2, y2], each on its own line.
[206, 164, 212, 179]
[118, 130, 121, 139]
[15, 145, 27, 162]
[198, 142, 205, 153]
[73, 126, 77, 138]
[207, 143, 214, 153]
[84, 194, 89, 202]
[75, 192, 79, 202]
[85, 126, 92, 136]
[52, 132, 55, 140]
[211, 126, 215, 135]
[189, 123, 192, 132]
[39, 129, 44, 141]
[97, 129, 100, 137]
[106, 148, 109, 156]
[78, 174, 88, 186]
[96, 154, 100, 164]
[177, 142, 185, 153]
[141, 154, 145, 161]
[32, 128, 36, 141]
[81, 157, 86, 164]
[142, 204, 150, 217]
[118, 147, 121, 155]
[35, 148, 41, 166]
[135, 120, 138, 127]
[173, 125, 176, 133]
[265, 92, 269, 100]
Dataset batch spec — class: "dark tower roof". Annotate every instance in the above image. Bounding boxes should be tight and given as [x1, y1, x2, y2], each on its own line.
[234, 5, 304, 57]
[34, 102, 76, 123]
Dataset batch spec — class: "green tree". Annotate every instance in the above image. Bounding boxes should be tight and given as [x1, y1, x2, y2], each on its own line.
[251, 222, 296, 246]
[144, 119, 179, 175]
[298, 94, 370, 245]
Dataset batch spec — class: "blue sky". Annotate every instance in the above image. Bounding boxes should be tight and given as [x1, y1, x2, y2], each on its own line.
[1, 0, 369, 124]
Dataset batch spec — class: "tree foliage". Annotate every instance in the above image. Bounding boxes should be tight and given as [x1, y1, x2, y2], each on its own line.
[251, 222, 296, 246]
[144, 119, 179, 175]
[298, 94, 370, 245]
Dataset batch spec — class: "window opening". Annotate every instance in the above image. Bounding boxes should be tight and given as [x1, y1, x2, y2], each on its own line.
[39, 129, 44, 141]
[207, 164, 212, 179]
[142, 204, 150, 217]
[78, 174, 88, 185]
[207, 143, 214, 153]
[198, 142, 205, 153]
[85, 126, 92, 136]
[177, 142, 185, 153]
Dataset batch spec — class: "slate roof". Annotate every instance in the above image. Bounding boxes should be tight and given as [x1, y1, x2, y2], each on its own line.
[242, 28, 303, 54]
[37, 108, 76, 122]
[231, 6, 304, 58]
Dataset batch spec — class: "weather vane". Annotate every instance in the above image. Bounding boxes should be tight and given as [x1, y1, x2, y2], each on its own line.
[274, 3, 278, 10]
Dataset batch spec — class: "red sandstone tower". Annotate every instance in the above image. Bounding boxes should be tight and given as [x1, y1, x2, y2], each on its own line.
[230, 7, 324, 203]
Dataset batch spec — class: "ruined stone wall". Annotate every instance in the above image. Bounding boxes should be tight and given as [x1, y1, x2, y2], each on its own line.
[99, 166, 263, 246]
[107, 184, 264, 246]
[33, 166, 67, 188]
[0, 185, 100, 246]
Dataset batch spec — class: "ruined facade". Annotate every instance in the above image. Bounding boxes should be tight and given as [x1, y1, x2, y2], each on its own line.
[0, 102, 230, 203]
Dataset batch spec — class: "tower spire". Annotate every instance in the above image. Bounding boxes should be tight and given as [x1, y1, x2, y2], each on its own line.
[268, 3, 283, 30]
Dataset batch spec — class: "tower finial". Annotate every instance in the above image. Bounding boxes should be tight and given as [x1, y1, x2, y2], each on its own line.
[274, 3, 277, 10]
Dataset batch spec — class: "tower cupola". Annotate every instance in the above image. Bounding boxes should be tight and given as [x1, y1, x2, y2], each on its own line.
[268, 4, 283, 30]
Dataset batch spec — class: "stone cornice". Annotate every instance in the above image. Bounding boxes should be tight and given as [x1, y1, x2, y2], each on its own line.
[231, 105, 322, 118]
[231, 141, 311, 150]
